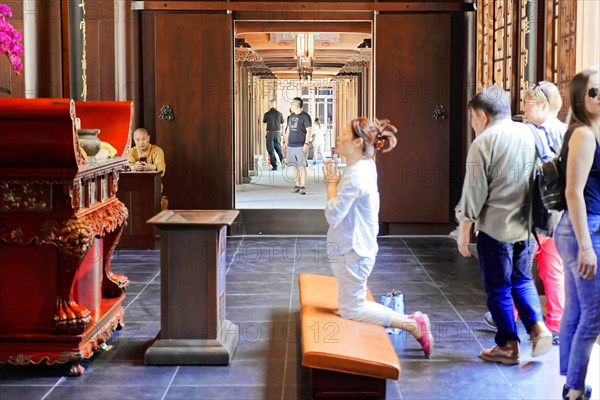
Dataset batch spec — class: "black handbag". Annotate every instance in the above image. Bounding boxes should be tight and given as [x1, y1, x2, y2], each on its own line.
[527, 124, 574, 239]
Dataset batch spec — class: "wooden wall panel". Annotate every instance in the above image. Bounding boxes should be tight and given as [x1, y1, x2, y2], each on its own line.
[543, 0, 560, 83]
[37, 0, 64, 98]
[557, 0, 576, 117]
[153, 12, 234, 210]
[85, 0, 115, 100]
[375, 13, 451, 223]
[141, 13, 156, 138]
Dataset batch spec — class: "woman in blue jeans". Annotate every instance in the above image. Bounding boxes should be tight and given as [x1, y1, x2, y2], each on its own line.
[555, 67, 600, 400]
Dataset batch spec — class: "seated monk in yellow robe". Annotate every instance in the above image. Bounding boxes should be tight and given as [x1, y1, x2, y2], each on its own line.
[127, 128, 168, 209]
[127, 128, 166, 175]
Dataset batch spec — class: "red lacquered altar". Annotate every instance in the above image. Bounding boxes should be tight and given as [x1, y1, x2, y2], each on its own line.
[0, 98, 133, 375]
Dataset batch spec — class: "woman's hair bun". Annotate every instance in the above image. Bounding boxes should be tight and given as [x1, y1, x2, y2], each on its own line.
[374, 119, 398, 153]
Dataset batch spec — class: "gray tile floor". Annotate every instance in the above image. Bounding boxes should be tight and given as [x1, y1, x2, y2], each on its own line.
[235, 162, 327, 209]
[1, 236, 599, 399]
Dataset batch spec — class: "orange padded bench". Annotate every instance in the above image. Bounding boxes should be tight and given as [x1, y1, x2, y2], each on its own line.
[299, 274, 401, 399]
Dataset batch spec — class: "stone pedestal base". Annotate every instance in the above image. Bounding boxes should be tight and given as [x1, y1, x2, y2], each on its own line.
[145, 320, 238, 365]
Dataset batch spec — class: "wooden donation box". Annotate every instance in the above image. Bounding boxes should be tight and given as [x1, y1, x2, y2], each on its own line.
[117, 171, 161, 249]
[0, 98, 133, 375]
[145, 210, 239, 365]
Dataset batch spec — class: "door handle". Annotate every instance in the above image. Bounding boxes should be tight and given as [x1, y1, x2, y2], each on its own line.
[432, 104, 447, 120]
[159, 105, 175, 122]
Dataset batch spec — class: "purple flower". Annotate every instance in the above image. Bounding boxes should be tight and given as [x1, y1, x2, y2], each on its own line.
[0, 3, 23, 74]
[10, 53, 22, 71]
[0, 4, 12, 18]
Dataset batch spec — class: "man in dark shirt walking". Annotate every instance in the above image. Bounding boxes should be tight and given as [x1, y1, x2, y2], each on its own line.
[283, 97, 312, 195]
[263, 100, 285, 171]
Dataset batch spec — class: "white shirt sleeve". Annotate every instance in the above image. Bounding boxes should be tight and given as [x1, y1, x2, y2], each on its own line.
[324, 172, 361, 229]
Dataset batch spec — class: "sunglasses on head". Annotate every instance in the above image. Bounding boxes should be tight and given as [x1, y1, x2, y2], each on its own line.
[532, 82, 548, 101]
[589, 87, 599, 99]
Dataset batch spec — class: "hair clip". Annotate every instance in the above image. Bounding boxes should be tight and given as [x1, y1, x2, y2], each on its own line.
[375, 135, 385, 150]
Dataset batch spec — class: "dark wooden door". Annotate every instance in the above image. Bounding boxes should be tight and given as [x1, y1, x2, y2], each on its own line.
[376, 13, 451, 223]
[154, 13, 233, 209]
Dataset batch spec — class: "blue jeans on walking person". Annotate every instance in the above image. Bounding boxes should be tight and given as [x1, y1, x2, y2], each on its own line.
[555, 212, 600, 392]
[476, 231, 544, 346]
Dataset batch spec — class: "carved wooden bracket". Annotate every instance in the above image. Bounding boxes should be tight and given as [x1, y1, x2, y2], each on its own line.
[234, 48, 262, 62]
[50, 219, 95, 333]
[3, 309, 123, 369]
[0, 200, 129, 334]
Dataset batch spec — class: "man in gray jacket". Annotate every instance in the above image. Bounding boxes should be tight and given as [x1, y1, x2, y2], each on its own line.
[455, 86, 553, 364]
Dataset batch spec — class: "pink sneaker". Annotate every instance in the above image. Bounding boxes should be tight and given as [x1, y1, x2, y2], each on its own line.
[411, 312, 434, 358]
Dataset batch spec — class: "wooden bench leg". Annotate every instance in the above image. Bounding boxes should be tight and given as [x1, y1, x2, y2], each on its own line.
[310, 368, 387, 399]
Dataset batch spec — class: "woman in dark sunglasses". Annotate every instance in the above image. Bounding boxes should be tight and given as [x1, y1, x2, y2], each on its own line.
[554, 67, 600, 400]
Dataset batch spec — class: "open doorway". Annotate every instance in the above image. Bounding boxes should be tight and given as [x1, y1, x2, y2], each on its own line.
[233, 24, 372, 210]
[145, 7, 462, 234]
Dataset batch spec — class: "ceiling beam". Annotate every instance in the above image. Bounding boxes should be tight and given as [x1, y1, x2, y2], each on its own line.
[260, 58, 355, 64]
[234, 11, 373, 21]
[235, 22, 371, 34]
[132, 1, 469, 13]
[274, 73, 340, 79]
[265, 60, 349, 65]
[314, 62, 347, 68]
[266, 62, 347, 67]
[254, 49, 361, 58]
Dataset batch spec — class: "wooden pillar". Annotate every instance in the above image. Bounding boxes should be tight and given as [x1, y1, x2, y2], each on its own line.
[340, 81, 345, 126]
[241, 67, 252, 180]
[361, 69, 369, 117]
[367, 67, 372, 119]
[23, 0, 62, 98]
[334, 81, 340, 145]
[336, 80, 346, 144]
[255, 76, 262, 158]
[347, 80, 351, 121]
[451, 11, 477, 215]
[250, 75, 256, 165]
[250, 75, 261, 161]
[115, 0, 127, 101]
[234, 59, 244, 185]
[126, 0, 142, 127]
[140, 11, 156, 137]
[258, 79, 268, 163]
[351, 79, 355, 120]
[68, 0, 84, 100]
